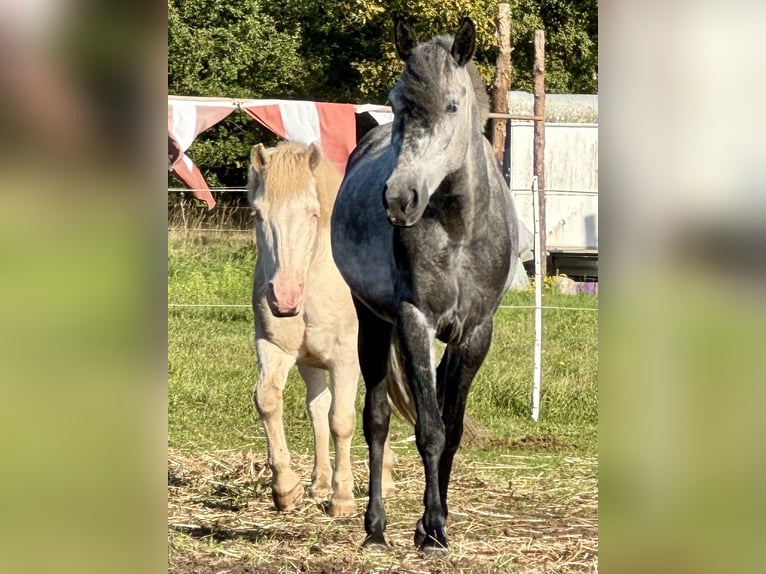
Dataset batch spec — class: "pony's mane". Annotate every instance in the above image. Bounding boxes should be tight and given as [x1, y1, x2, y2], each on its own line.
[251, 142, 341, 229]
[398, 35, 490, 126]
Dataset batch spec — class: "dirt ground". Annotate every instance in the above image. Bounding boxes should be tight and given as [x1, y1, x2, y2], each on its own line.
[168, 445, 597, 573]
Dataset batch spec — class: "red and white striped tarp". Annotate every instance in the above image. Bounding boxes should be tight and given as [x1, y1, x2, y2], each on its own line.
[168, 97, 373, 209]
[168, 99, 237, 209]
[240, 100, 357, 175]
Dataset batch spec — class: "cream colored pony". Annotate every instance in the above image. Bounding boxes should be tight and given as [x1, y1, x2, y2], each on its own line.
[248, 142, 395, 517]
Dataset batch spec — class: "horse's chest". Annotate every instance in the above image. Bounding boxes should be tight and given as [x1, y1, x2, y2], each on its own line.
[413, 252, 498, 342]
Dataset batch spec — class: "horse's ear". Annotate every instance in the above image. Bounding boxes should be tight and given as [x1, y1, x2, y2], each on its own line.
[451, 17, 476, 66]
[307, 142, 323, 172]
[394, 19, 418, 61]
[250, 143, 269, 172]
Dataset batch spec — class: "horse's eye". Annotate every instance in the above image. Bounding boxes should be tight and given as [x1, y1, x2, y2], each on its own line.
[252, 208, 263, 221]
[446, 102, 458, 113]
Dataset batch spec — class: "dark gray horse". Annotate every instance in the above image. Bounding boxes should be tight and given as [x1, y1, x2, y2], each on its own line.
[331, 19, 518, 552]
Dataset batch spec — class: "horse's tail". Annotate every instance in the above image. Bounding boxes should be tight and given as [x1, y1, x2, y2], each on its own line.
[385, 338, 489, 445]
[385, 338, 417, 428]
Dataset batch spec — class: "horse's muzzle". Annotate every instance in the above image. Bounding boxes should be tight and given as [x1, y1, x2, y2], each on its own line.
[383, 181, 425, 227]
[267, 278, 305, 317]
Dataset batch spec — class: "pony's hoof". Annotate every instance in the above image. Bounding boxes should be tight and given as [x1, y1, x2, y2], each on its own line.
[326, 498, 358, 518]
[308, 485, 332, 501]
[361, 534, 390, 551]
[272, 483, 303, 512]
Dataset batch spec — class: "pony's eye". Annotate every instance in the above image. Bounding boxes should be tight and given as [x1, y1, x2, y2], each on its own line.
[446, 102, 458, 113]
[252, 208, 263, 221]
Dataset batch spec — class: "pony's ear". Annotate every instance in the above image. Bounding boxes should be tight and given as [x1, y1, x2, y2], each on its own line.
[307, 142, 322, 172]
[451, 17, 476, 66]
[394, 19, 418, 61]
[246, 169, 259, 207]
[250, 143, 269, 172]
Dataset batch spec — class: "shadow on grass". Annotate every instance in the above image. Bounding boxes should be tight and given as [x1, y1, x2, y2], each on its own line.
[172, 523, 289, 544]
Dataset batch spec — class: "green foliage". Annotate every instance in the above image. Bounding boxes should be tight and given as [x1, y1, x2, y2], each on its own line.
[168, 0, 305, 98]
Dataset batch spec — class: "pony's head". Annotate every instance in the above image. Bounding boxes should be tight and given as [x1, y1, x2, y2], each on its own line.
[383, 18, 488, 227]
[248, 142, 324, 317]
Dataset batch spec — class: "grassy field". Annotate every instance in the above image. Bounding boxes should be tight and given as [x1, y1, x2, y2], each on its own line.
[168, 233, 598, 573]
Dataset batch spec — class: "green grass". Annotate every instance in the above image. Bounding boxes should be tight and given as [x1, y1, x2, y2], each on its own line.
[168, 235, 597, 456]
[168, 233, 598, 572]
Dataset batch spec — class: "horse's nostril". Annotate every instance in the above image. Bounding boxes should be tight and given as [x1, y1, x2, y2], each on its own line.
[402, 188, 418, 214]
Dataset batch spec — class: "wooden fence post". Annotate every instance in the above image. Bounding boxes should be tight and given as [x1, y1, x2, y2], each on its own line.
[492, 3, 512, 165]
[533, 29, 547, 278]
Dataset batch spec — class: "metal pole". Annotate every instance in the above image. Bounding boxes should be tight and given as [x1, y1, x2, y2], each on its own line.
[533, 30, 547, 278]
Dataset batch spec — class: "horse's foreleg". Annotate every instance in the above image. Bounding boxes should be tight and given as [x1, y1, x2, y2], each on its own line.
[438, 319, 494, 518]
[326, 360, 359, 517]
[297, 365, 333, 502]
[398, 302, 448, 553]
[254, 339, 302, 511]
[354, 298, 393, 549]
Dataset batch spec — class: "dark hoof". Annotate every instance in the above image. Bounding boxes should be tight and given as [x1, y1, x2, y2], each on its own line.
[414, 519, 448, 554]
[361, 534, 390, 551]
[414, 519, 426, 548]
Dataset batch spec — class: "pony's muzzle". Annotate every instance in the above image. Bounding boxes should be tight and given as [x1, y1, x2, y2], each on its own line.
[267, 278, 305, 317]
[383, 181, 424, 227]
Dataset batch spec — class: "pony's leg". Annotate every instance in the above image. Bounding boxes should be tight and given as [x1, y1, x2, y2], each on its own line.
[382, 431, 397, 498]
[397, 302, 447, 553]
[354, 298, 393, 548]
[254, 339, 302, 511]
[437, 319, 494, 520]
[325, 359, 359, 517]
[297, 365, 333, 501]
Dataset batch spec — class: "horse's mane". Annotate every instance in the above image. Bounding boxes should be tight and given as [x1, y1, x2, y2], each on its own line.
[255, 142, 341, 229]
[398, 35, 490, 126]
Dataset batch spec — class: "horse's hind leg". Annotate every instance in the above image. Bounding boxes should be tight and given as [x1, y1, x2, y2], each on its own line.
[354, 298, 393, 548]
[297, 365, 333, 501]
[382, 432, 396, 498]
[437, 319, 494, 519]
[325, 359, 360, 517]
[254, 340, 302, 511]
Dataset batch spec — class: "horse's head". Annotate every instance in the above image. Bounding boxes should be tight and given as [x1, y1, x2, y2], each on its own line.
[383, 18, 483, 227]
[248, 142, 323, 317]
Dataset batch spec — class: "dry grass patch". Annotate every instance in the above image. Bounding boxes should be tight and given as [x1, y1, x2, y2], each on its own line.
[168, 447, 597, 573]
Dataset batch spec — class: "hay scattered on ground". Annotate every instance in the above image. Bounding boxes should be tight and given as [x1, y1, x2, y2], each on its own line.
[168, 447, 597, 573]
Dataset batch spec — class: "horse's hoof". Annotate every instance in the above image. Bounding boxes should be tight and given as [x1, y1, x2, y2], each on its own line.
[361, 534, 390, 551]
[272, 483, 303, 511]
[414, 519, 426, 548]
[326, 498, 358, 518]
[414, 519, 448, 554]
